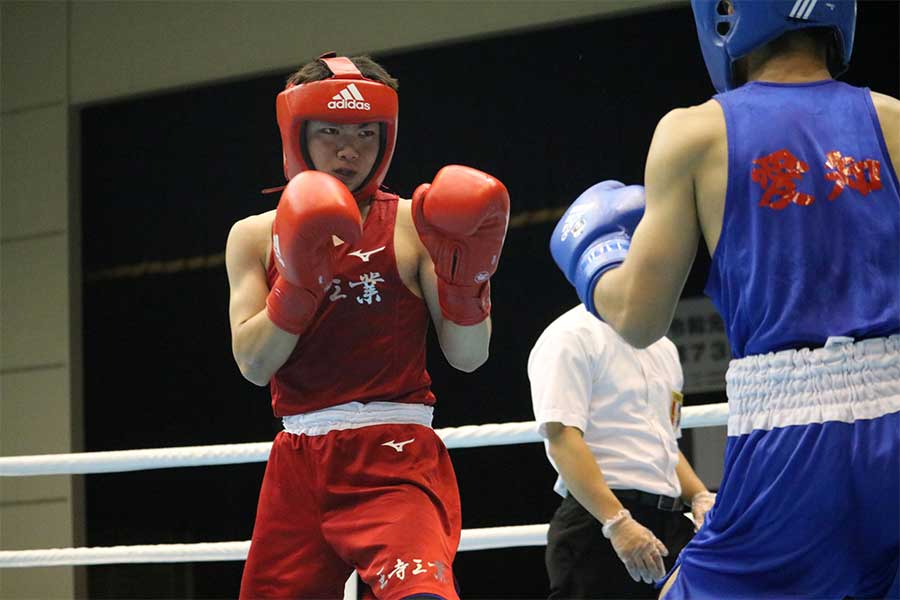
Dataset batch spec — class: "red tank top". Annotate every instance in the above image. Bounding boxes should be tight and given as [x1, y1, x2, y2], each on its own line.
[266, 191, 435, 416]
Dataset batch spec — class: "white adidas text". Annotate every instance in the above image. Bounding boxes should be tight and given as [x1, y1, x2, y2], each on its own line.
[328, 83, 371, 111]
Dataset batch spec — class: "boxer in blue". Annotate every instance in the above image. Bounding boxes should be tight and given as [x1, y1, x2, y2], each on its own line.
[550, 1, 900, 598]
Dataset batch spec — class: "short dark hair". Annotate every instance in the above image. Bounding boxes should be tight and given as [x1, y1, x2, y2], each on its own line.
[287, 55, 399, 91]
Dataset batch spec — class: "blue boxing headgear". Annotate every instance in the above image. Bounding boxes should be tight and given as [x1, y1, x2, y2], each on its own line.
[691, 0, 856, 93]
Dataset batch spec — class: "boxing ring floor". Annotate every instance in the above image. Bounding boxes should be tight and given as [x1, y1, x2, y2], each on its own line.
[0, 403, 727, 597]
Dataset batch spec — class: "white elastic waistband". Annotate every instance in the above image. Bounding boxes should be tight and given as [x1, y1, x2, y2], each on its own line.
[726, 335, 900, 436]
[282, 401, 434, 437]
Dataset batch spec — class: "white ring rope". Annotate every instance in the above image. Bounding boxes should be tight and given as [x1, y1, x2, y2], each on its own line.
[0, 542, 251, 568]
[0, 525, 550, 568]
[0, 442, 274, 477]
[0, 403, 727, 477]
[0, 404, 726, 569]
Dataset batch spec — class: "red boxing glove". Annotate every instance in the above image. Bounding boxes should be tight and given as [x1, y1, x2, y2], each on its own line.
[266, 171, 362, 334]
[413, 165, 510, 325]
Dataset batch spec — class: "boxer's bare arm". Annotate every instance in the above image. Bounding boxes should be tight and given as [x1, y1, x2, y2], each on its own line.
[595, 105, 718, 347]
[419, 255, 491, 372]
[396, 199, 490, 372]
[226, 212, 299, 386]
[870, 91, 900, 177]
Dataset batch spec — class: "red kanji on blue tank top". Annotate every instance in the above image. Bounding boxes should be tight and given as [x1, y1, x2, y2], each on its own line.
[705, 80, 900, 358]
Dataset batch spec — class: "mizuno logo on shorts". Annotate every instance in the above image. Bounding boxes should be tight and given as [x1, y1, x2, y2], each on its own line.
[328, 84, 371, 110]
[381, 439, 415, 452]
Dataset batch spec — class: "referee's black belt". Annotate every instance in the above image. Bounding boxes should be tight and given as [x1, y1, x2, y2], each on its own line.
[612, 489, 685, 512]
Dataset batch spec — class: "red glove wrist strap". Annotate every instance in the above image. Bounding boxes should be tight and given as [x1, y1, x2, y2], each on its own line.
[437, 279, 491, 326]
[265, 276, 321, 335]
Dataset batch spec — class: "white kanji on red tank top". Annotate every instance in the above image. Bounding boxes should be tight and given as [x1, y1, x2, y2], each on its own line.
[266, 191, 435, 416]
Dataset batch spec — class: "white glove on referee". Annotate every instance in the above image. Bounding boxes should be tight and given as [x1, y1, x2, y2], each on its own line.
[601, 509, 669, 584]
[690, 491, 716, 530]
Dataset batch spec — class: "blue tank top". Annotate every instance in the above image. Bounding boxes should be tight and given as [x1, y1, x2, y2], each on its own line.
[705, 80, 900, 358]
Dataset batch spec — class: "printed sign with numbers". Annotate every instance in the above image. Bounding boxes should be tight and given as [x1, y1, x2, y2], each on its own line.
[666, 297, 732, 393]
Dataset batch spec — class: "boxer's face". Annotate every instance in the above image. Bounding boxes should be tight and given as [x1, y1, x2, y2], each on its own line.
[305, 120, 380, 192]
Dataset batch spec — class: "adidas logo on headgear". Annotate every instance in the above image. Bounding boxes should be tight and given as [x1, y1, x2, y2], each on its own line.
[328, 83, 371, 110]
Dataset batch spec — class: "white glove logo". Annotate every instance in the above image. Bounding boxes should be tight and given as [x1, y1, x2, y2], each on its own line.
[560, 207, 590, 241]
[273, 234, 286, 268]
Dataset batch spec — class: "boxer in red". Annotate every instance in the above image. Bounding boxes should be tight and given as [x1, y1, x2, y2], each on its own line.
[226, 53, 510, 599]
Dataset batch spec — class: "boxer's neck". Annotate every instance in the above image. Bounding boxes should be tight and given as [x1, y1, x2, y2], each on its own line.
[357, 198, 372, 222]
[743, 39, 831, 87]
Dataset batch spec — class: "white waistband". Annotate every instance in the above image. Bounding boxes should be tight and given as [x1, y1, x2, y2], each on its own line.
[726, 335, 900, 436]
[282, 401, 434, 437]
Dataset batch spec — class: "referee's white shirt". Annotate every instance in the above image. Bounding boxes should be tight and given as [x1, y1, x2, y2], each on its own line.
[529, 305, 684, 499]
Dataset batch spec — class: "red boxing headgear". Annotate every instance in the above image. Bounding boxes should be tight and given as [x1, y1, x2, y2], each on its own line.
[276, 54, 399, 201]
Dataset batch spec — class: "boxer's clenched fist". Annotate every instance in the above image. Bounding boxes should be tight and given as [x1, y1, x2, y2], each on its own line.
[550, 181, 645, 317]
[413, 165, 510, 325]
[266, 171, 362, 334]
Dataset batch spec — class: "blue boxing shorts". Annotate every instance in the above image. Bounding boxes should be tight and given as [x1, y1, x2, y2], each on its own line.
[662, 335, 900, 600]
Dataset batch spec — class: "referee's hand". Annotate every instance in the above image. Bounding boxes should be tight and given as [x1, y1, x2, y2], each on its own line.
[691, 491, 717, 531]
[601, 509, 669, 584]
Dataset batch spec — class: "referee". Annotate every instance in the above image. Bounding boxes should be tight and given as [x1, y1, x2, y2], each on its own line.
[529, 305, 716, 599]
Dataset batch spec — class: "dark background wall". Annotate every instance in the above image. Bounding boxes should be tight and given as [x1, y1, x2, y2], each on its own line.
[80, 3, 899, 597]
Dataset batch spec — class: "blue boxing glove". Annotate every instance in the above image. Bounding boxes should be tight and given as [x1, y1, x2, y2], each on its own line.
[550, 180, 645, 317]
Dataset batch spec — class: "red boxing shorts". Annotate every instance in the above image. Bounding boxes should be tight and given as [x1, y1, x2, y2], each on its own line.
[239, 423, 462, 600]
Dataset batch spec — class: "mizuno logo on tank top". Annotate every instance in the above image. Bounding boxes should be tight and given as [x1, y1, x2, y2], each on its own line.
[348, 246, 386, 262]
[328, 84, 371, 110]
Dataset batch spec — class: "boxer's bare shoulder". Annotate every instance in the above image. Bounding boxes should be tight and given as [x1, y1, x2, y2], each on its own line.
[393, 197, 426, 297]
[650, 100, 726, 171]
[870, 91, 900, 173]
[869, 90, 900, 114]
[227, 210, 276, 272]
[647, 100, 728, 254]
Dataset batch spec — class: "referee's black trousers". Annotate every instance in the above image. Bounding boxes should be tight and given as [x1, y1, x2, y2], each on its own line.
[546, 493, 696, 599]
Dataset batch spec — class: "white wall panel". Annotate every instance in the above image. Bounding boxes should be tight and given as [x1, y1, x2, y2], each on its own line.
[0, 500, 75, 598]
[0, 235, 71, 371]
[70, 0, 677, 104]
[0, 1, 67, 112]
[1, 107, 69, 240]
[1, 367, 73, 502]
